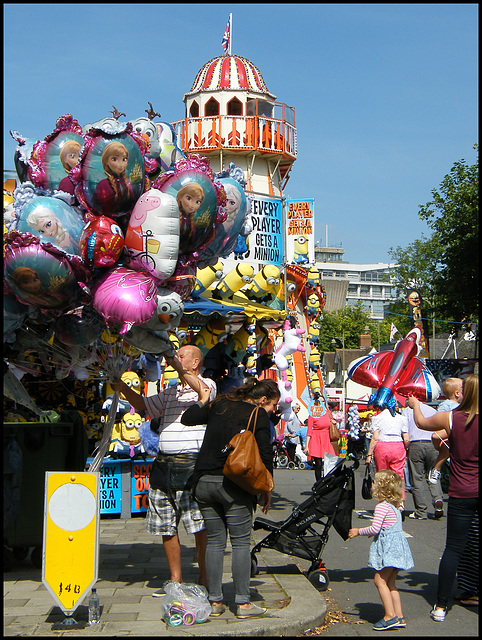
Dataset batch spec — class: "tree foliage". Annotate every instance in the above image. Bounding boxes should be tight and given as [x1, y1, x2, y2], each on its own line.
[318, 302, 393, 353]
[389, 145, 478, 322]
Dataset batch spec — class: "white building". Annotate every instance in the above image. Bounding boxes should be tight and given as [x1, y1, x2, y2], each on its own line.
[314, 246, 396, 320]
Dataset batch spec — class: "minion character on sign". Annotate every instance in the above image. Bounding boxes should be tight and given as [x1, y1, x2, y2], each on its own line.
[212, 263, 254, 300]
[292, 235, 309, 265]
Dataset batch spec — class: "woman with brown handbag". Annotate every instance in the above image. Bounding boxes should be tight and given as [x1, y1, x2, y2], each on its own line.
[180, 377, 280, 619]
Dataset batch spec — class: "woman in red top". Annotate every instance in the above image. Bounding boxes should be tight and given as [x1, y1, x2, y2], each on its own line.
[304, 400, 337, 482]
[407, 373, 478, 622]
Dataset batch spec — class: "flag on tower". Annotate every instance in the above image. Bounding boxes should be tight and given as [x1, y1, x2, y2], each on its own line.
[389, 322, 399, 342]
[221, 14, 231, 53]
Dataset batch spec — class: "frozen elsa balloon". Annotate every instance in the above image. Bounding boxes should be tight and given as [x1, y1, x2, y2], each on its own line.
[26, 205, 73, 250]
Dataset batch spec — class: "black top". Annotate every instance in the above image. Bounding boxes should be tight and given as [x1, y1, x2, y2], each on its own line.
[181, 398, 274, 487]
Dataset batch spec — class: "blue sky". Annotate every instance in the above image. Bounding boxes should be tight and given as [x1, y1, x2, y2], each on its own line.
[3, 3, 478, 264]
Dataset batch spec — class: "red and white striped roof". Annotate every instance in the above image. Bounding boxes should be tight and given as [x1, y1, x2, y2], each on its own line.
[186, 54, 275, 97]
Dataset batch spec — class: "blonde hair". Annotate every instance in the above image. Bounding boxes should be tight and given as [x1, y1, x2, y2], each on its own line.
[442, 377, 463, 400]
[371, 469, 404, 508]
[456, 374, 478, 426]
[59, 139, 81, 172]
[26, 205, 66, 243]
[101, 141, 129, 198]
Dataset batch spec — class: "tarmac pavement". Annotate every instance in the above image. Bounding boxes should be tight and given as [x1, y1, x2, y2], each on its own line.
[4, 513, 327, 637]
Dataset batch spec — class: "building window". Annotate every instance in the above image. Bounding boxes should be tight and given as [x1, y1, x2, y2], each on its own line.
[360, 285, 370, 295]
[189, 101, 199, 117]
[205, 98, 219, 117]
[227, 97, 243, 116]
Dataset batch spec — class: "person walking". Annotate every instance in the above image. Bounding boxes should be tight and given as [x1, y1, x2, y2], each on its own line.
[365, 406, 409, 501]
[112, 345, 217, 593]
[180, 377, 279, 618]
[407, 373, 478, 622]
[284, 403, 301, 463]
[402, 402, 444, 520]
[349, 469, 413, 630]
[304, 399, 337, 482]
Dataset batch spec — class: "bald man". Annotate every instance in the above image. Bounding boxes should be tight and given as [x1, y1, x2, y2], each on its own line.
[113, 345, 217, 593]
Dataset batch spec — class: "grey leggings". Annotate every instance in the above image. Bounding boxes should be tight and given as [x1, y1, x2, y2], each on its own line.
[194, 475, 254, 604]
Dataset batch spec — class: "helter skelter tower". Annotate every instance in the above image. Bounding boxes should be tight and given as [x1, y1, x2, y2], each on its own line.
[171, 51, 297, 199]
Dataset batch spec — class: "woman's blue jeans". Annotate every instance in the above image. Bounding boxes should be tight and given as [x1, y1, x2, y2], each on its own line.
[437, 496, 479, 607]
[194, 475, 254, 604]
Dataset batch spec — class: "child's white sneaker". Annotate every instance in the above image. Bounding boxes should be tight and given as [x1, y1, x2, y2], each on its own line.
[430, 605, 446, 622]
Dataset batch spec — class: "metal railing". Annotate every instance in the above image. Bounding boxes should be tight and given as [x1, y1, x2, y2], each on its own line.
[171, 114, 297, 158]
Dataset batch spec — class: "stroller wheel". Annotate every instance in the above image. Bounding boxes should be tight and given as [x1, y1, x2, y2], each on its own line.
[298, 462, 306, 470]
[287, 461, 296, 469]
[307, 569, 330, 591]
[278, 455, 289, 468]
[250, 553, 259, 577]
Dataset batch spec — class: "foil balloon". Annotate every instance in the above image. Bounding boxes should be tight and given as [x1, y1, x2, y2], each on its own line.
[13, 187, 85, 256]
[27, 114, 84, 193]
[138, 287, 184, 332]
[79, 215, 124, 268]
[4, 231, 86, 309]
[4, 292, 28, 343]
[92, 266, 158, 334]
[74, 123, 149, 219]
[347, 327, 441, 415]
[164, 260, 197, 301]
[54, 307, 106, 347]
[122, 326, 175, 357]
[154, 154, 226, 255]
[123, 189, 179, 280]
[10, 130, 37, 183]
[130, 109, 185, 178]
[199, 177, 248, 263]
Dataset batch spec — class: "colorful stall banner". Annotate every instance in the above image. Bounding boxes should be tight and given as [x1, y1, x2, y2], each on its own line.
[247, 194, 283, 266]
[131, 460, 154, 513]
[98, 460, 122, 514]
[285, 198, 315, 266]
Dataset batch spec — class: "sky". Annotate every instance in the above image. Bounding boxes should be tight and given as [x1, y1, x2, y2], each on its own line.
[3, 3, 478, 265]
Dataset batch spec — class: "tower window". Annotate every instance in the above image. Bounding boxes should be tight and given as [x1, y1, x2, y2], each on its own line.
[205, 98, 219, 117]
[227, 97, 243, 116]
[189, 101, 199, 117]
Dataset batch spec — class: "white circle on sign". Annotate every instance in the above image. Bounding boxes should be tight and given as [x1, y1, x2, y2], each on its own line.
[48, 483, 96, 531]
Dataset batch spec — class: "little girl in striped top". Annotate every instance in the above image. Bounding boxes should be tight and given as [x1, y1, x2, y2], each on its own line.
[349, 469, 413, 631]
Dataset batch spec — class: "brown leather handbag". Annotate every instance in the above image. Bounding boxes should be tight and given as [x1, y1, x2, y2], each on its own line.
[329, 420, 341, 443]
[223, 406, 274, 496]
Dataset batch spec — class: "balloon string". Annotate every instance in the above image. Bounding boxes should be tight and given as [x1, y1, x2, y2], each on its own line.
[88, 390, 119, 472]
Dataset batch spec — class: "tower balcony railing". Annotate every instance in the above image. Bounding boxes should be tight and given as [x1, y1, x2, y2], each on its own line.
[171, 114, 297, 159]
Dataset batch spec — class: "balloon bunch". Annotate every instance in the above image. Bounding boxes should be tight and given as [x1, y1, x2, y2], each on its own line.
[4, 112, 251, 397]
[347, 405, 361, 440]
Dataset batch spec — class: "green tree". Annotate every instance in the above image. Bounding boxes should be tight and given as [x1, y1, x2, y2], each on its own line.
[418, 145, 478, 320]
[318, 302, 384, 353]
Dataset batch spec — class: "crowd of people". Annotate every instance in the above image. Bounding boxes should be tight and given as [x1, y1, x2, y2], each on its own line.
[112, 355, 478, 626]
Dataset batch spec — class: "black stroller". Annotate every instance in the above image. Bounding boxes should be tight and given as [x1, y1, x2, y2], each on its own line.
[251, 455, 358, 591]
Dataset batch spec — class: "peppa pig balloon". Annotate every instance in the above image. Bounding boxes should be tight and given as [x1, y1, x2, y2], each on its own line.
[27, 114, 84, 193]
[92, 266, 158, 334]
[3, 231, 85, 309]
[74, 123, 149, 219]
[123, 189, 179, 280]
[80, 215, 124, 267]
[13, 186, 85, 256]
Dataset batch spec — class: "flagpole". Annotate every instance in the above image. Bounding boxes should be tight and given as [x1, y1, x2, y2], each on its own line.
[229, 13, 232, 54]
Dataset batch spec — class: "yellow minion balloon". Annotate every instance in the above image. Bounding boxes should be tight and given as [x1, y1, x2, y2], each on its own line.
[212, 263, 254, 300]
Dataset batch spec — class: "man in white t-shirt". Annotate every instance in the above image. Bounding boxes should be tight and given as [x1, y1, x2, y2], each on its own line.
[113, 345, 216, 594]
